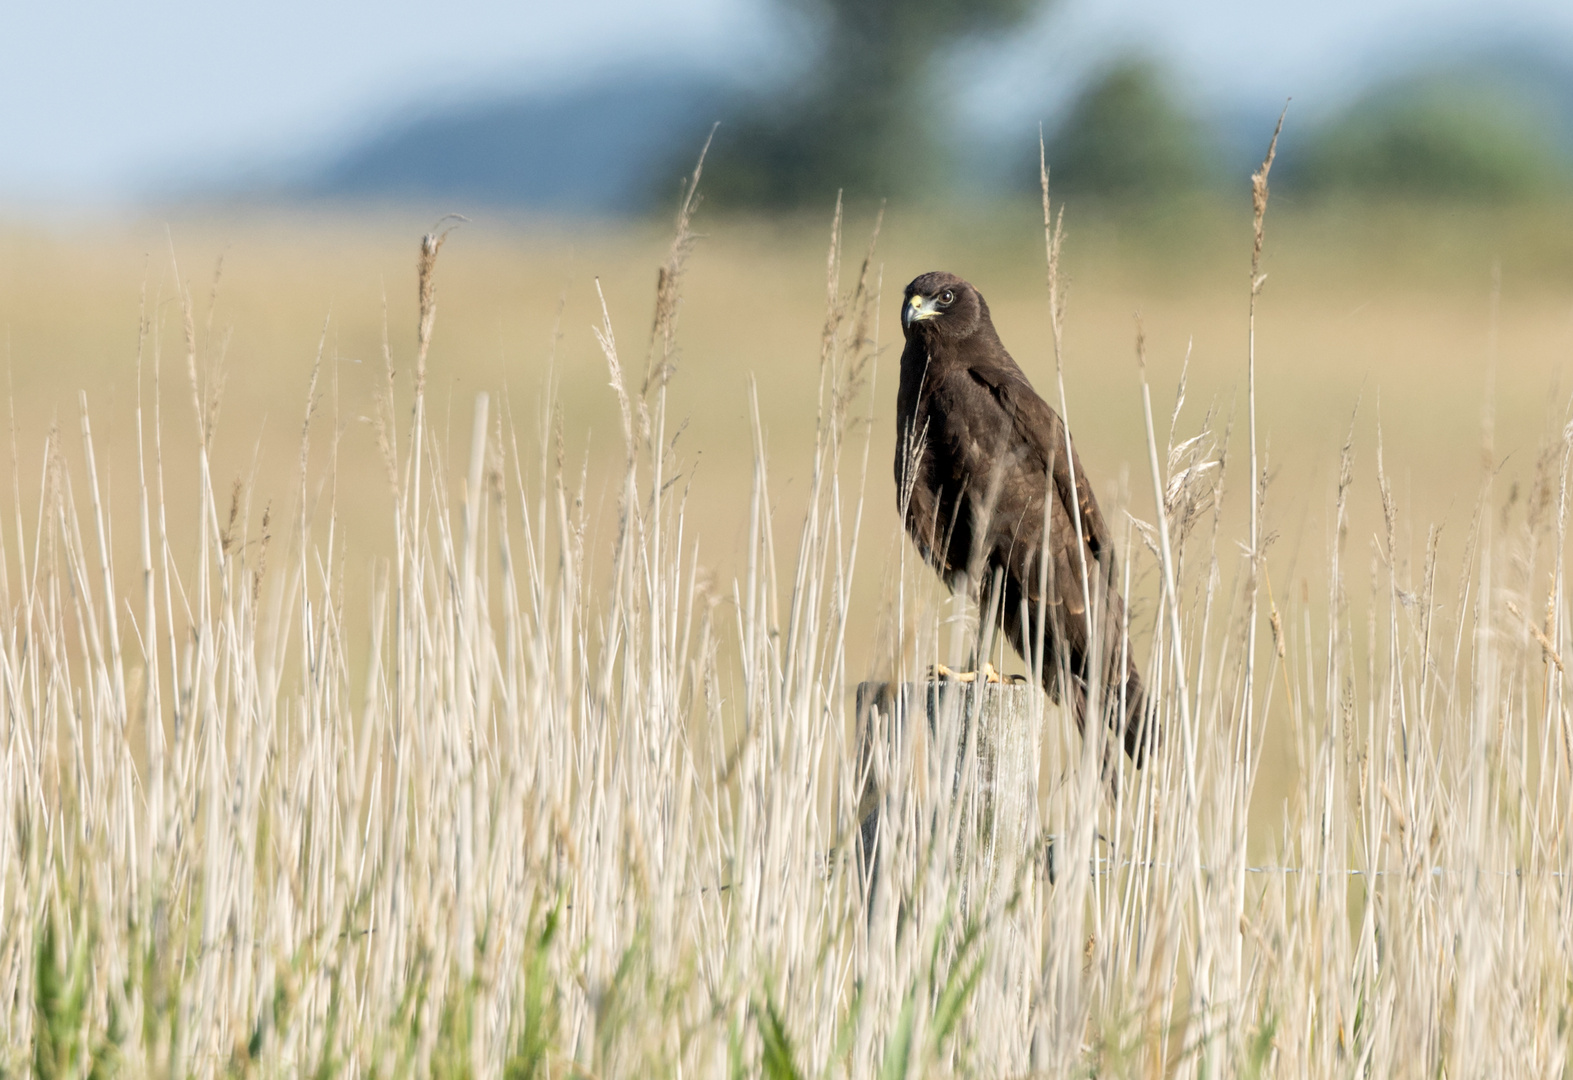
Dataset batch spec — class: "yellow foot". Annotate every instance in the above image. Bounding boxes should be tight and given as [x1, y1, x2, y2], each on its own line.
[926, 662, 1027, 684]
[928, 662, 979, 683]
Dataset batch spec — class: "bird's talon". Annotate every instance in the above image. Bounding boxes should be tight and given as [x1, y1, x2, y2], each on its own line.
[927, 663, 978, 683]
[926, 662, 1027, 685]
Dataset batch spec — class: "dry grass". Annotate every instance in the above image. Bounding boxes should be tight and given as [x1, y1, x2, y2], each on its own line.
[2, 180, 1573, 1076]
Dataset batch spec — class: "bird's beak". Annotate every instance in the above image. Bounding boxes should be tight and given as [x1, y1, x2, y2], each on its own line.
[903, 293, 940, 329]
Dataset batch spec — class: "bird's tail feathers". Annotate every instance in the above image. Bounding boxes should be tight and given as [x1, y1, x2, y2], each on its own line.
[1061, 662, 1159, 784]
[1117, 668, 1160, 767]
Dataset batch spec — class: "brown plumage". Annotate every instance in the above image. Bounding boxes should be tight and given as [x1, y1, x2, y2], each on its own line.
[895, 271, 1155, 766]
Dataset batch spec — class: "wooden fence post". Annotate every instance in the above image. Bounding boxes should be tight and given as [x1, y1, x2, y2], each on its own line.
[855, 680, 1040, 904]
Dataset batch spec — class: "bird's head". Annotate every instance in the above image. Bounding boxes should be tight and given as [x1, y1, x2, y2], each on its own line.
[901, 271, 986, 344]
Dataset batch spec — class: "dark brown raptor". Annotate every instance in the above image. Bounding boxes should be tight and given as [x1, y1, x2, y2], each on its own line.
[895, 270, 1156, 767]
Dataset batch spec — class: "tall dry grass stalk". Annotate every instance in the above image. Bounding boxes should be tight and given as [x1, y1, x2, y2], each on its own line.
[1, 149, 1571, 1080]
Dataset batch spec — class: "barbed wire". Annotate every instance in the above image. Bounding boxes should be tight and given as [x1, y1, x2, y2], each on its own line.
[1036, 840, 1571, 882]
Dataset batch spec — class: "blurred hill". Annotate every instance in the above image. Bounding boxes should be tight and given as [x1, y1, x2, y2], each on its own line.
[269, 42, 1573, 215]
[294, 71, 730, 215]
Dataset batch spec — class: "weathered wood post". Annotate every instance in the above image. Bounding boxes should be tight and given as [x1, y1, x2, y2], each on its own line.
[855, 680, 1040, 907]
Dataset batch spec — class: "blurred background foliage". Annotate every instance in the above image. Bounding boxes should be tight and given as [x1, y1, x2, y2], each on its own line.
[697, 0, 1041, 207]
[1291, 75, 1573, 199]
[1036, 57, 1220, 199]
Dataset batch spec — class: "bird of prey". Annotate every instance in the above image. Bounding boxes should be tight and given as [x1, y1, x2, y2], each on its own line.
[895, 270, 1155, 767]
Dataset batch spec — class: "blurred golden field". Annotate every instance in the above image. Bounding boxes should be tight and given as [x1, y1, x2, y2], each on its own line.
[12, 198, 1573, 550]
[6, 197, 1573, 686]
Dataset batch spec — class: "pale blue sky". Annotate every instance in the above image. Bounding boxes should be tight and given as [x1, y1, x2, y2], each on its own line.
[4, 0, 1573, 207]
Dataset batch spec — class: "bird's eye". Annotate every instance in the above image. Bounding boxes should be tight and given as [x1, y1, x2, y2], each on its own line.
[940, 289, 955, 306]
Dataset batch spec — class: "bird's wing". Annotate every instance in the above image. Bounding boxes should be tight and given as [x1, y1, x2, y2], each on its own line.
[966, 364, 1114, 561]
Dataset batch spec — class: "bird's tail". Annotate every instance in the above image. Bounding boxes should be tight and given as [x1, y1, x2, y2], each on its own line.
[1000, 615, 1159, 772]
[1059, 660, 1157, 764]
[1113, 663, 1159, 767]
[993, 575, 1160, 779]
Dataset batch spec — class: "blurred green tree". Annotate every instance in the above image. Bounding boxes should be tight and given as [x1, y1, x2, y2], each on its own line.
[1041, 58, 1218, 198]
[1296, 82, 1572, 199]
[703, 0, 1043, 208]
